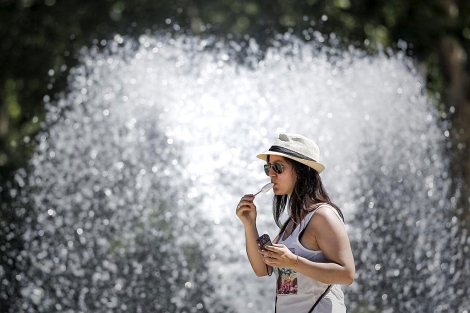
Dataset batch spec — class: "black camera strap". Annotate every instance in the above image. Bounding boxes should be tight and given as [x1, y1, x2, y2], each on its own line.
[307, 285, 332, 313]
[274, 285, 332, 313]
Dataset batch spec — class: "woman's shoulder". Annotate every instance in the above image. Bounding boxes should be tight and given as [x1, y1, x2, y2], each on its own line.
[306, 202, 334, 212]
[309, 204, 344, 227]
[300, 205, 343, 239]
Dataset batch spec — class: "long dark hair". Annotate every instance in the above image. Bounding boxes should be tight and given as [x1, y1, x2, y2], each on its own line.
[270, 156, 344, 234]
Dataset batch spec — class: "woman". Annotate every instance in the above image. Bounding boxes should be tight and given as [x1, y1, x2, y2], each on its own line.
[236, 133, 355, 312]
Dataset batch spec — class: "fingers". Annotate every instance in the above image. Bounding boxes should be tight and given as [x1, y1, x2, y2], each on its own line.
[239, 194, 254, 205]
[260, 245, 286, 259]
[235, 194, 255, 212]
[259, 246, 294, 268]
[259, 249, 278, 266]
[263, 243, 283, 252]
[259, 248, 277, 259]
[263, 245, 275, 251]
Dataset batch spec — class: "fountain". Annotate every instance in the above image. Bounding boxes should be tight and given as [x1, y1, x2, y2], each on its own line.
[9, 33, 469, 312]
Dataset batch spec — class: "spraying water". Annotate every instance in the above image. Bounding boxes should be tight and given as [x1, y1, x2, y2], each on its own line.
[11, 34, 469, 312]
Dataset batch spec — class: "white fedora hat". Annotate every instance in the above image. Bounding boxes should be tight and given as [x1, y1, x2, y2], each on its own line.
[257, 133, 325, 173]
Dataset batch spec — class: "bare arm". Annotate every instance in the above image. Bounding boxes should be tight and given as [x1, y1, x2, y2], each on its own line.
[296, 206, 355, 284]
[244, 225, 272, 276]
[236, 195, 272, 277]
[261, 206, 355, 285]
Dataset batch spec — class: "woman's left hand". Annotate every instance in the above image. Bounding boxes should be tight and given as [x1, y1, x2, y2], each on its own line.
[260, 244, 297, 269]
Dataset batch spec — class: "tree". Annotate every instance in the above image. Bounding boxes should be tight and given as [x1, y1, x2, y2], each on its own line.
[1, 1, 469, 191]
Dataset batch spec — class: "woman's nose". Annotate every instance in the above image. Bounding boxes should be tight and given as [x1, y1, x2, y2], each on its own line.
[268, 167, 277, 177]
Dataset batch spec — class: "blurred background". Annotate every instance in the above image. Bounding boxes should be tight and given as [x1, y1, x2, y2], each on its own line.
[1, 0, 470, 312]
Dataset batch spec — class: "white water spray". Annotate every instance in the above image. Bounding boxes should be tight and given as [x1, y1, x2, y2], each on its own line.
[13, 34, 469, 312]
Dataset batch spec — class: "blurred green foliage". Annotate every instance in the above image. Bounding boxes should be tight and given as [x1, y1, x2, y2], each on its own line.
[1, 0, 469, 179]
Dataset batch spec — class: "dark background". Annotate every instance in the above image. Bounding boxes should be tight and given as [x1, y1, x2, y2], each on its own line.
[1, 0, 469, 311]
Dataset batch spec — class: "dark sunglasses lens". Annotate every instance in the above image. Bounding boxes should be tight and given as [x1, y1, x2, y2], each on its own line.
[264, 164, 270, 176]
[273, 163, 283, 174]
[264, 163, 283, 175]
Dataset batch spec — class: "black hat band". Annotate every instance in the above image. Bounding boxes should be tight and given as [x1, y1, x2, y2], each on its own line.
[268, 145, 317, 162]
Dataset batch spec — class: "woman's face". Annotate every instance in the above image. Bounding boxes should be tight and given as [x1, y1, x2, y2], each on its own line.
[267, 155, 297, 196]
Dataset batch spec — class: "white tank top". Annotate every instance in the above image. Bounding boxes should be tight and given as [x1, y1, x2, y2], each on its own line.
[274, 205, 347, 313]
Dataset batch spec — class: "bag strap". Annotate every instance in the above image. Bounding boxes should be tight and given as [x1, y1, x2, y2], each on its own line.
[275, 285, 332, 313]
[307, 285, 332, 313]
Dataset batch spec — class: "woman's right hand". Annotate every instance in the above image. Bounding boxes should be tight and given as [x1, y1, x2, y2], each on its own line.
[236, 194, 257, 227]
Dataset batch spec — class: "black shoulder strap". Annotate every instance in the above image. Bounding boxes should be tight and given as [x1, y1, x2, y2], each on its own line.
[298, 206, 323, 242]
[307, 285, 332, 313]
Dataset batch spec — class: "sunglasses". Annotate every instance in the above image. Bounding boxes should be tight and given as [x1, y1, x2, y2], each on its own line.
[264, 162, 284, 176]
